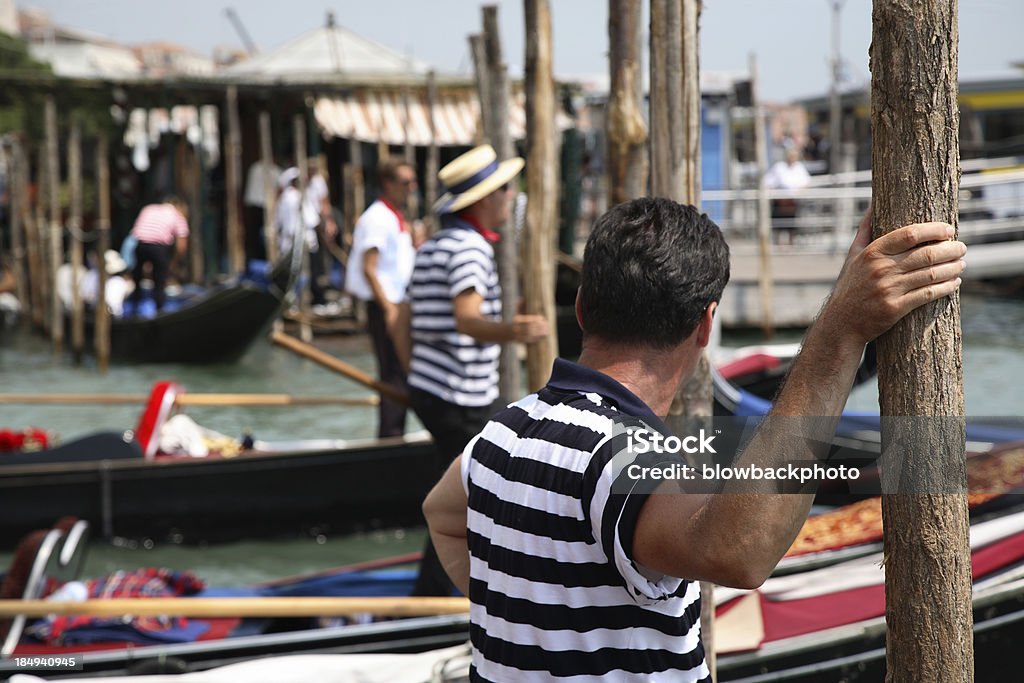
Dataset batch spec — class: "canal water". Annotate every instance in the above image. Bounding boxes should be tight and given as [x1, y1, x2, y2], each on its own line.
[2, 291, 1023, 587]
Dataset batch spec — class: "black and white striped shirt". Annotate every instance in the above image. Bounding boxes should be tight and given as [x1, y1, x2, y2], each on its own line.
[460, 358, 710, 682]
[408, 216, 502, 407]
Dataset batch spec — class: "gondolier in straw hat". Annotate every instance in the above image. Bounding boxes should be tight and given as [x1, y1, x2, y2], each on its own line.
[422, 198, 967, 680]
[394, 144, 549, 596]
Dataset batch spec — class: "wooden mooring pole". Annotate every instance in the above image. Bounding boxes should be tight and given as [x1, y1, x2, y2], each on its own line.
[95, 132, 112, 373]
[34, 145, 48, 331]
[225, 85, 245, 275]
[45, 95, 63, 352]
[872, 1, 972, 681]
[523, 0, 559, 391]
[67, 120, 85, 364]
[471, 5, 521, 404]
[607, 0, 647, 205]
[260, 110, 279, 263]
[8, 139, 28, 310]
[424, 70, 440, 235]
[651, 1, 715, 676]
[750, 53, 775, 338]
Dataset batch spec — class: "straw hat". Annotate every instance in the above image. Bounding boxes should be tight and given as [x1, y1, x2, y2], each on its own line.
[278, 167, 300, 189]
[433, 145, 524, 215]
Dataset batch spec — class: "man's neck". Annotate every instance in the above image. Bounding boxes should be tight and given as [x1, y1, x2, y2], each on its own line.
[576, 340, 694, 416]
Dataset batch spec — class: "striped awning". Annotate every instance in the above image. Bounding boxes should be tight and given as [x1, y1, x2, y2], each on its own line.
[314, 90, 531, 147]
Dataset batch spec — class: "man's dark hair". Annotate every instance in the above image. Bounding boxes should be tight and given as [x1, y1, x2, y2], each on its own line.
[579, 198, 730, 349]
[378, 158, 414, 186]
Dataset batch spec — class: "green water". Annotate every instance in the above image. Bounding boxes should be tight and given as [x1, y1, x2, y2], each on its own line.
[2, 292, 1024, 586]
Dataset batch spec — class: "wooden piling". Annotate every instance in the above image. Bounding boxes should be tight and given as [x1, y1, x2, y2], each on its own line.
[188, 134, 204, 283]
[872, 1, 972, 680]
[45, 95, 63, 351]
[472, 5, 522, 404]
[294, 113, 312, 342]
[260, 110, 279, 263]
[523, 0, 559, 390]
[68, 120, 85, 363]
[8, 139, 28, 309]
[606, 0, 647, 204]
[750, 53, 775, 338]
[651, 2, 716, 675]
[349, 136, 365, 225]
[95, 131, 111, 373]
[401, 83, 420, 219]
[33, 145, 48, 331]
[424, 70, 440, 234]
[225, 85, 245, 274]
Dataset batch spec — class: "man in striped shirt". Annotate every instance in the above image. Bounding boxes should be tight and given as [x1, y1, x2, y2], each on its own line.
[397, 145, 548, 596]
[424, 198, 967, 680]
[128, 198, 189, 311]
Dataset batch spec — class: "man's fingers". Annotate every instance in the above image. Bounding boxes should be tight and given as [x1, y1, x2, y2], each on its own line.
[898, 259, 966, 292]
[896, 240, 967, 272]
[898, 277, 962, 312]
[875, 222, 954, 255]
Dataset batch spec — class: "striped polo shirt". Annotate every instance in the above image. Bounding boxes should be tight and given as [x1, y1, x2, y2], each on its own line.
[460, 358, 710, 682]
[407, 215, 502, 407]
[130, 203, 189, 245]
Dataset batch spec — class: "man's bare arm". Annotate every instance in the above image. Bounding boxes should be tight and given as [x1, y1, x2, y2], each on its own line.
[453, 290, 548, 344]
[422, 456, 470, 595]
[633, 220, 967, 589]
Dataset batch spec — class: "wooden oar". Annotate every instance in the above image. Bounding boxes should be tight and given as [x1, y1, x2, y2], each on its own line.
[271, 329, 410, 407]
[0, 393, 378, 407]
[0, 596, 468, 619]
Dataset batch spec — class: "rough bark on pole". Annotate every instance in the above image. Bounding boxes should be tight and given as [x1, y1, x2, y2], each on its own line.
[20, 143, 42, 329]
[95, 132, 111, 373]
[9, 139, 28, 309]
[871, 2, 972, 681]
[45, 95, 63, 351]
[34, 146, 48, 331]
[607, 0, 647, 204]
[750, 52, 775, 337]
[651, 1, 715, 675]
[68, 120, 85, 363]
[189, 139, 204, 283]
[475, 5, 522, 404]
[225, 85, 245, 274]
[424, 71, 440, 234]
[260, 110, 279, 263]
[294, 113, 312, 343]
[349, 137, 365, 226]
[401, 83, 420, 218]
[523, 0, 559, 391]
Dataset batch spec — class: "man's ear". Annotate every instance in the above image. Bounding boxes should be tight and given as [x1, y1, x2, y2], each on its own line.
[696, 302, 717, 348]
[574, 289, 584, 332]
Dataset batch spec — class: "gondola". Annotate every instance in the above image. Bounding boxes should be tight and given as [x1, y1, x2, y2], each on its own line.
[6, 502, 1024, 681]
[0, 431, 445, 551]
[0, 528, 469, 679]
[104, 244, 302, 364]
[715, 505, 1024, 681]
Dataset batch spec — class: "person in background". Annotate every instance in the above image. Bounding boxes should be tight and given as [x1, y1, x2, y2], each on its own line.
[303, 159, 338, 313]
[128, 197, 189, 311]
[394, 144, 549, 596]
[243, 159, 282, 260]
[422, 198, 967, 680]
[765, 145, 811, 245]
[345, 158, 418, 438]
